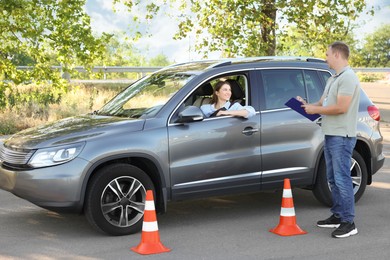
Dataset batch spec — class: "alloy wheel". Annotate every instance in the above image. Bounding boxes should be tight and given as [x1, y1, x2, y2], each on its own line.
[100, 176, 146, 228]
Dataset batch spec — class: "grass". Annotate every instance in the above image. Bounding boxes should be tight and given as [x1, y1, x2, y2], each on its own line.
[0, 83, 128, 135]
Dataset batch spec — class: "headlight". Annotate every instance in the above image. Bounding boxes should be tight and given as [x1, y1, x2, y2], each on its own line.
[28, 142, 85, 168]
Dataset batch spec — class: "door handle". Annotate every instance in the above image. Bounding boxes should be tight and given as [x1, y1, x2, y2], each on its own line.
[242, 127, 259, 136]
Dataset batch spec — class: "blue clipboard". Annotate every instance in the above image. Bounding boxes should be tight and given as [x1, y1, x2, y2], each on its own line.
[285, 98, 321, 121]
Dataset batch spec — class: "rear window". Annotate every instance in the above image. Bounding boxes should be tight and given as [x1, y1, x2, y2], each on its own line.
[262, 69, 305, 110]
[261, 69, 330, 110]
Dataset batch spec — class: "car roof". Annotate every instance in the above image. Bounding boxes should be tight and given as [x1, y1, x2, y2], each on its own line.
[160, 56, 328, 75]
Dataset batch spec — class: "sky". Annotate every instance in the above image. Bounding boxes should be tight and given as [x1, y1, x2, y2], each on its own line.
[85, 0, 390, 63]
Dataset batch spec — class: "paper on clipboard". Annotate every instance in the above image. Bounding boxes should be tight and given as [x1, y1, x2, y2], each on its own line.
[285, 98, 321, 121]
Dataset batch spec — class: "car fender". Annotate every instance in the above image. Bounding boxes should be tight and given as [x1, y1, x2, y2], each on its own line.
[79, 152, 168, 214]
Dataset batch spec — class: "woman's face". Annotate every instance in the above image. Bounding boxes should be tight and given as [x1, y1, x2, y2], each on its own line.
[216, 83, 232, 102]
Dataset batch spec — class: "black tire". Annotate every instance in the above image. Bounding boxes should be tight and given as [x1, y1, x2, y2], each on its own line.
[84, 163, 154, 236]
[312, 150, 368, 207]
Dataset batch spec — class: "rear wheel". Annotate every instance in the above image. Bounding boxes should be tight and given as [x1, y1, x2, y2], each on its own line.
[313, 150, 367, 206]
[85, 163, 154, 236]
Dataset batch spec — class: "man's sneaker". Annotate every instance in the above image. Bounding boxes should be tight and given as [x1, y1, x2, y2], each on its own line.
[331, 222, 358, 238]
[317, 214, 341, 228]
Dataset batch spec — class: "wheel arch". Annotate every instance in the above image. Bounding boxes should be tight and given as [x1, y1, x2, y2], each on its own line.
[312, 139, 372, 186]
[311, 137, 371, 207]
[355, 138, 372, 185]
[81, 153, 168, 214]
[311, 146, 325, 188]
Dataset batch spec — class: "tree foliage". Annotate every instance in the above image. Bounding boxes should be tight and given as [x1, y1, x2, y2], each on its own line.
[98, 32, 145, 67]
[0, 0, 112, 111]
[276, 0, 369, 57]
[117, 0, 371, 58]
[148, 53, 171, 67]
[0, 0, 111, 109]
[353, 24, 390, 67]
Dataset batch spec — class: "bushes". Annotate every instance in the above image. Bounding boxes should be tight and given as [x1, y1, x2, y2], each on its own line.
[356, 72, 386, 83]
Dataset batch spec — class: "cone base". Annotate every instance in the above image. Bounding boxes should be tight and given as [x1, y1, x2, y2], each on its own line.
[131, 242, 171, 255]
[269, 224, 307, 236]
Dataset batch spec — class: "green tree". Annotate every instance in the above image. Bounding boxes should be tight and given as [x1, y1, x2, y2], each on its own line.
[92, 32, 147, 79]
[0, 0, 110, 87]
[96, 32, 170, 68]
[98, 32, 145, 67]
[353, 24, 390, 67]
[115, 0, 371, 57]
[276, 26, 356, 58]
[148, 53, 170, 66]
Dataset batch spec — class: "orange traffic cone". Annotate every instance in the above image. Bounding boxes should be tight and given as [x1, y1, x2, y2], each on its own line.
[131, 190, 171, 255]
[269, 178, 307, 236]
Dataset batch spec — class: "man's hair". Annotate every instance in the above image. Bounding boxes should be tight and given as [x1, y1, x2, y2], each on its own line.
[329, 41, 350, 59]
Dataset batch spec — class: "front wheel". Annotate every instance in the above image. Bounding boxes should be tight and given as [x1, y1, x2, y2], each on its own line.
[84, 163, 154, 236]
[312, 150, 368, 207]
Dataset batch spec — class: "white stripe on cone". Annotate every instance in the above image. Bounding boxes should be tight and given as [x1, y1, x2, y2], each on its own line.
[145, 200, 155, 210]
[142, 221, 159, 232]
[280, 207, 295, 217]
[282, 189, 292, 198]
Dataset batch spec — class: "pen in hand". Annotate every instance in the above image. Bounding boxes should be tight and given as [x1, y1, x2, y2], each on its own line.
[296, 96, 307, 105]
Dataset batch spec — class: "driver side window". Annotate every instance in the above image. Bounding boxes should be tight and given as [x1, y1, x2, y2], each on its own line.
[171, 74, 252, 123]
[189, 74, 249, 108]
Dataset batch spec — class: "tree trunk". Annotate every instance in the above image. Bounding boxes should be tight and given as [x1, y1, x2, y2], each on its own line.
[261, 0, 277, 56]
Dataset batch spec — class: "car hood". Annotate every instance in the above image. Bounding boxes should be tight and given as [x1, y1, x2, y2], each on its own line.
[4, 115, 145, 149]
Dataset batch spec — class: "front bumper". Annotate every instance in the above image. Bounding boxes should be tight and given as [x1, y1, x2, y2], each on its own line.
[0, 157, 91, 212]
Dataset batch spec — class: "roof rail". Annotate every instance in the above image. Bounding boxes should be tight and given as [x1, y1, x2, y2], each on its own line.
[305, 58, 326, 63]
[237, 56, 325, 62]
[208, 60, 232, 68]
[208, 56, 325, 67]
[168, 56, 326, 70]
[168, 59, 226, 69]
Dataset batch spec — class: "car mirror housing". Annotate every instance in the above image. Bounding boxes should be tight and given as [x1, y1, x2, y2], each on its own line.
[175, 106, 204, 123]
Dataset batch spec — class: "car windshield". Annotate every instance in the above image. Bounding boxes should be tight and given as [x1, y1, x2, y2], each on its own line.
[96, 70, 195, 118]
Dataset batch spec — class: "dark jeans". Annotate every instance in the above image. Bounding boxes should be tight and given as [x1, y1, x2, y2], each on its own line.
[324, 135, 357, 223]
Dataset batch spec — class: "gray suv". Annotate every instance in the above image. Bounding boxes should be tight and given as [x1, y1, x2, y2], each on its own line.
[0, 57, 385, 235]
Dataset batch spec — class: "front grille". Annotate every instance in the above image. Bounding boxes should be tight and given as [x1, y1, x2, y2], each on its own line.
[0, 143, 35, 165]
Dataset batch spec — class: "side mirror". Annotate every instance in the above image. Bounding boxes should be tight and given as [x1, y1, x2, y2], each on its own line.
[175, 106, 204, 123]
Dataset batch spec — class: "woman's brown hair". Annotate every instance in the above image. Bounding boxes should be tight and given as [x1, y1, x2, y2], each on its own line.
[210, 81, 231, 104]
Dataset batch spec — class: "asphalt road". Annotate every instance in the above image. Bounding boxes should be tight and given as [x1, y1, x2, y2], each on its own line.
[0, 82, 389, 259]
[0, 135, 389, 260]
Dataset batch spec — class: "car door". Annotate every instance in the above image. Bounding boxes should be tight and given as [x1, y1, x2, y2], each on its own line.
[167, 74, 261, 200]
[257, 69, 325, 189]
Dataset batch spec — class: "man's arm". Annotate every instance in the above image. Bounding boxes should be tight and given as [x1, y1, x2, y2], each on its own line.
[297, 95, 324, 107]
[302, 95, 352, 115]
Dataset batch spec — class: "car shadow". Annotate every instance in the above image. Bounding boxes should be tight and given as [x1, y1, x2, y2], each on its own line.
[158, 188, 323, 230]
[1, 188, 322, 238]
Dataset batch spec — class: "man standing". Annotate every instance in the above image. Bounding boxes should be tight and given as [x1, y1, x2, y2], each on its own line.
[299, 41, 360, 238]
